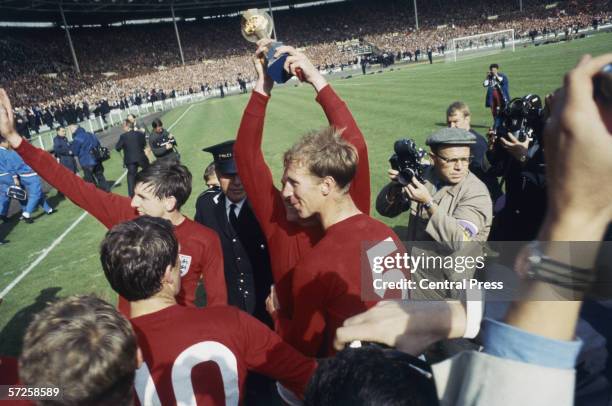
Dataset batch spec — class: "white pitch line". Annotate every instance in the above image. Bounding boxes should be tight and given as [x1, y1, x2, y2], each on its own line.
[0, 104, 195, 299]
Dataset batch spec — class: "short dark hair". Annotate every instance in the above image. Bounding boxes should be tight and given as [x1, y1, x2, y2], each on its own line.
[151, 118, 163, 129]
[134, 160, 192, 210]
[305, 346, 439, 406]
[489, 63, 499, 70]
[100, 216, 178, 301]
[19, 295, 137, 406]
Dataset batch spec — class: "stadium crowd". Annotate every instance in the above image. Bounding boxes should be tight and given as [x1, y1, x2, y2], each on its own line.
[1, 0, 610, 133]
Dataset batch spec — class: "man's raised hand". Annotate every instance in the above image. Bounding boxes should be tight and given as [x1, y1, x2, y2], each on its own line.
[0, 89, 22, 148]
[273, 45, 328, 92]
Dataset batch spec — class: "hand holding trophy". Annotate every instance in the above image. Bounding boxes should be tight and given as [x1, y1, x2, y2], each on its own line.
[241, 9, 304, 83]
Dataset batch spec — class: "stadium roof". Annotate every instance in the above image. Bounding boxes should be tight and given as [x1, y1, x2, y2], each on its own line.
[0, 0, 346, 25]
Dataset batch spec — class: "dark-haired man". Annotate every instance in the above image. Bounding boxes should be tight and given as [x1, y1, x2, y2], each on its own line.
[101, 216, 316, 405]
[116, 119, 149, 197]
[149, 118, 179, 162]
[19, 295, 139, 406]
[483, 63, 510, 126]
[0, 89, 227, 314]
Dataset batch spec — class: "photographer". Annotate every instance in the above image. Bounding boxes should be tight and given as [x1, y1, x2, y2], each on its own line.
[148, 118, 179, 162]
[487, 95, 547, 241]
[483, 63, 510, 127]
[376, 128, 492, 301]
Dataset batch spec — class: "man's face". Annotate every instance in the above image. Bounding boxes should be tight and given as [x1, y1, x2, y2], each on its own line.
[205, 173, 220, 189]
[447, 112, 471, 131]
[491, 67, 498, 75]
[430, 145, 471, 185]
[154, 126, 163, 134]
[57, 128, 66, 137]
[217, 171, 246, 203]
[131, 182, 173, 218]
[281, 162, 324, 219]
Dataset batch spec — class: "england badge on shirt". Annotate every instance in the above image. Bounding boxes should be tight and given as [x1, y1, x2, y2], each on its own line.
[179, 254, 192, 277]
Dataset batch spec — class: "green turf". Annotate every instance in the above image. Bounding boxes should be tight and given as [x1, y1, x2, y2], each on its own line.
[0, 33, 610, 356]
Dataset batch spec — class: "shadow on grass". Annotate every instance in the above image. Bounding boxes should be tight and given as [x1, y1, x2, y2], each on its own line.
[0, 287, 62, 357]
[0, 215, 20, 244]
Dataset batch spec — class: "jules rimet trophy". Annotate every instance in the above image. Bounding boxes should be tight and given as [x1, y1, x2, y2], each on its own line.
[241, 8, 302, 83]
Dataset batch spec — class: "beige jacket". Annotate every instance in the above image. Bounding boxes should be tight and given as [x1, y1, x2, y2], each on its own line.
[376, 167, 493, 299]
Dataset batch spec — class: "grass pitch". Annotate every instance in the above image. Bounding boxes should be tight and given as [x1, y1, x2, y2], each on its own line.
[0, 32, 610, 356]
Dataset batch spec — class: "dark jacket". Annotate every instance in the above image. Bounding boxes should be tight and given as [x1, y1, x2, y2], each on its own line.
[53, 135, 77, 173]
[70, 127, 100, 168]
[148, 129, 179, 161]
[194, 191, 273, 326]
[115, 130, 148, 166]
[485, 73, 510, 107]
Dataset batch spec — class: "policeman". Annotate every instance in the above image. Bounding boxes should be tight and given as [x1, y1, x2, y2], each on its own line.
[195, 140, 273, 325]
[376, 128, 493, 300]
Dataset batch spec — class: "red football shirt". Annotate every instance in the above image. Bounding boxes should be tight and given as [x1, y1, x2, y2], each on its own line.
[15, 141, 227, 314]
[234, 85, 371, 323]
[275, 214, 406, 357]
[131, 305, 316, 405]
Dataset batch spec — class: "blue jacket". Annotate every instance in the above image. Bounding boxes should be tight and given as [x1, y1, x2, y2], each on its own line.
[53, 136, 77, 173]
[484, 73, 510, 107]
[70, 127, 100, 167]
[0, 146, 35, 182]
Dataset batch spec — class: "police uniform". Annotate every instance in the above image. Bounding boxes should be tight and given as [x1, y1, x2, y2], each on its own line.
[376, 128, 493, 300]
[195, 141, 273, 326]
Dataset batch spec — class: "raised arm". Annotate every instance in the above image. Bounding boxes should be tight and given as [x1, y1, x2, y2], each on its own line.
[234, 44, 283, 239]
[316, 85, 371, 214]
[0, 89, 134, 229]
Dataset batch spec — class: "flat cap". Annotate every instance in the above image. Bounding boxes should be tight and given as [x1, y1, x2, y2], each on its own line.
[202, 140, 237, 175]
[425, 128, 476, 146]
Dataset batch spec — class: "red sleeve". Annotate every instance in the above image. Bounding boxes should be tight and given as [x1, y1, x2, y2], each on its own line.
[238, 311, 316, 399]
[316, 85, 371, 215]
[201, 229, 228, 306]
[234, 91, 286, 239]
[15, 140, 135, 229]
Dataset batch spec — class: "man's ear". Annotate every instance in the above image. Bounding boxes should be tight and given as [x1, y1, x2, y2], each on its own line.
[162, 263, 175, 285]
[320, 176, 336, 196]
[163, 196, 178, 212]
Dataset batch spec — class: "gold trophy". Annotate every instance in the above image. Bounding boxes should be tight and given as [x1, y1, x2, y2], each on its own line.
[241, 8, 303, 83]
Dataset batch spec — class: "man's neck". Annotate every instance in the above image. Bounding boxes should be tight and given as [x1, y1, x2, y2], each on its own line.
[130, 294, 177, 318]
[319, 195, 361, 231]
[164, 211, 186, 226]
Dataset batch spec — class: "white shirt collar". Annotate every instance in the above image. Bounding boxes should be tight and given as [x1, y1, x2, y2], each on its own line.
[225, 197, 246, 220]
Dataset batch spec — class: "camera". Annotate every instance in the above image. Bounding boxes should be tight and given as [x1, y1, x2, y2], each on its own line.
[389, 139, 426, 186]
[496, 94, 544, 142]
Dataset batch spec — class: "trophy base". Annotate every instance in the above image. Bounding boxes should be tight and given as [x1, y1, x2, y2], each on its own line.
[266, 42, 292, 84]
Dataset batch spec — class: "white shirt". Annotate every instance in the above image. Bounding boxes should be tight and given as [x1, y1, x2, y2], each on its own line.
[225, 197, 246, 222]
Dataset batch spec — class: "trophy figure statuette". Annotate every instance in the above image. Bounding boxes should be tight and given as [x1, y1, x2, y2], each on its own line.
[241, 9, 303, 83]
